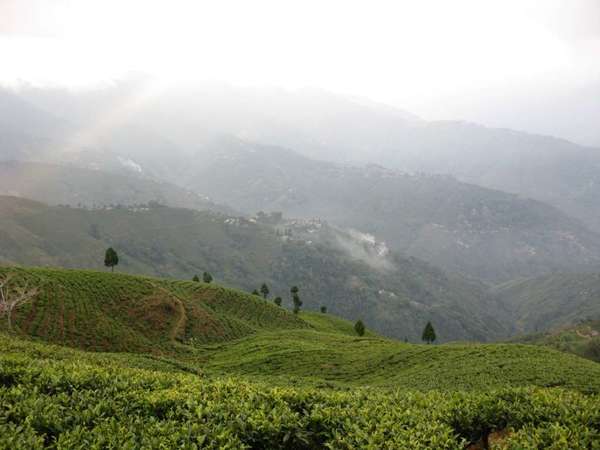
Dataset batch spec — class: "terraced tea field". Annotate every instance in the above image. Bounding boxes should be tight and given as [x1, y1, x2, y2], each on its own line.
[1, 266, 599, 448]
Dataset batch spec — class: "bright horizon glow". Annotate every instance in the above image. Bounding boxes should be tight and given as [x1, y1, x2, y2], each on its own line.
[1, 1, 599, 130]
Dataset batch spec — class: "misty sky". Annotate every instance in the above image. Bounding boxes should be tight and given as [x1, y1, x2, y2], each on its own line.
[1, 0, 599, 146]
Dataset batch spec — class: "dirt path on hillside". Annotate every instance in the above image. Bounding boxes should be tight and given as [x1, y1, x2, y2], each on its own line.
[151, 284, 187, 342]
[168, 297, 187, 341]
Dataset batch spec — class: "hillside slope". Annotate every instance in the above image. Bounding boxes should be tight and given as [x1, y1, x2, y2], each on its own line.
[512, 320, 600, 363]
[3, 265, 600, 448]
[0, 200, 510, 342]
[491, 273, 600, 335]
[0, 161, 233, 214]
[0, 266, 308, 352]
[1, 268, 598, 393]
[3, 336, 600, 449]
[181, 139, 600, 282]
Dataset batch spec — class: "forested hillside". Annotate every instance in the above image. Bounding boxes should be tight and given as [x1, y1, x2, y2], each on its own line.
[491, 273, 600, 334]
[180, 139, 600, 282]
[0, 197, 507, 342]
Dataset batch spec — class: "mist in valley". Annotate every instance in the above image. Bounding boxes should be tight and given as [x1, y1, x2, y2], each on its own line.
[1, 0, 600, 345]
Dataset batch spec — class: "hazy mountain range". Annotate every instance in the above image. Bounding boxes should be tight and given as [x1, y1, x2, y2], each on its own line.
[5, 81, 600, 227]
[2, 81, 600, 339]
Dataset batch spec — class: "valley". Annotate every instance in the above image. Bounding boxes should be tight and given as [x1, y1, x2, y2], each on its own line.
[1, 39, 600, 448]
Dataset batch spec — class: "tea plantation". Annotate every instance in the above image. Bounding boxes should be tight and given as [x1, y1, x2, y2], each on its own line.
[1, 267, 600, 448]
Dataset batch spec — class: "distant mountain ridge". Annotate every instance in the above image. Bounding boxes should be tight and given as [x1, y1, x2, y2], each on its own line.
[0, 160, 234, 214]
[3, 84, 600, 282]
[3, 149, 600, 284]
[177, 138, 600, 283]
[7, 82, 600, 236]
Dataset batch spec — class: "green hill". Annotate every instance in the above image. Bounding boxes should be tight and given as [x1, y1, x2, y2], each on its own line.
[0, 266, 307, 353]
[2, 266, 600, 448]
[512, 320, 600, 363]
[2, 266, 599, 393]
[0, 197, 508, 342]
[3, 337, 600, 449]
[491, 273, 600, 334]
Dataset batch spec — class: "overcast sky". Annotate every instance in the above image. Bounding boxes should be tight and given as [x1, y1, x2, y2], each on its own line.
[1, 0, 599, 145]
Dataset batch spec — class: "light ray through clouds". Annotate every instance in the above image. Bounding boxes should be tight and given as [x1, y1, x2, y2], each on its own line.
[61, 78, 170, 156]
[1, 0, 599, 145]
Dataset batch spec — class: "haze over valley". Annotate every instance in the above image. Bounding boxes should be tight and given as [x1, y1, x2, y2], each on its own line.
[1, 1, 600, 447]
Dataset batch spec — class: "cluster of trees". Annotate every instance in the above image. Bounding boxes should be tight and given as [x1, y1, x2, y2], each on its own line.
[192, 272, 213, 283]
[248, 283, 304, 314]
[350, 320, 436, 341]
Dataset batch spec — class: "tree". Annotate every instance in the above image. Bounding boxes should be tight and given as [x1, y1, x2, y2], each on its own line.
[320, 306, 327, 313]
[421, 321, 436, 344]
[203, 272, 213, 283]
[0, 273, 38, 331]
[274, 297, 282, 307]
[104, 247, 119, 272]
[252, 289, 260, 296]
[192, 274, 200, 282]
[291, 286, 302, 314]
[260, 283, 270, 299]
[354, 320, 366, 336]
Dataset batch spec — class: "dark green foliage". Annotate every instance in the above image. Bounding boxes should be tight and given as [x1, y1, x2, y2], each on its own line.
[354, 319, 365, 336]
[320, 306, 327, 313]
[274, 297, 282, 307]
[252, 289, 260, 296]
[260, 282, 270, 299]
[584, 338, 600, 361]
[202, 271, 213, 283]
[492, 273, 600, 334]
[1, 340, 599, 449]
[291, 286, 302, 314]
[103, 247, 119, 272]
[192, 274, 200, 282]
[0, 266, 309, 352]
[422, 321, 436, 344]
[513, 319, 600, 363]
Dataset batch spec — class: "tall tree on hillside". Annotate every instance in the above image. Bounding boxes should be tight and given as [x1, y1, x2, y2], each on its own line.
[192, 274, 200, 282]
[0, 273, 38, 331]
[291, 286, 302, 314]
[320, 306, 327, 313]
[421, 321, 436, 344]
[104, 247, 119, 272]
[260, 283, 270, 299]
[203, 272, 213, 283]
[354, 320, 366, 336]
[274, 296, 282, 307]
[252, 289, 260, 296]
